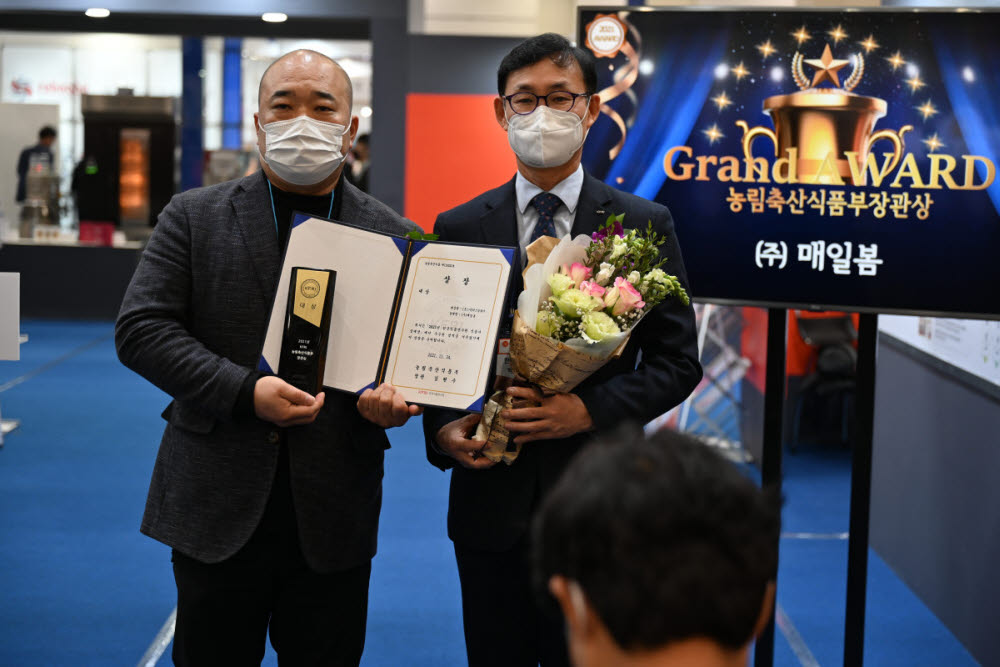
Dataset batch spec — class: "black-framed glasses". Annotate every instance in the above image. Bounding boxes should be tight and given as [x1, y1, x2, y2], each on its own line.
[503, 91, 591, 115]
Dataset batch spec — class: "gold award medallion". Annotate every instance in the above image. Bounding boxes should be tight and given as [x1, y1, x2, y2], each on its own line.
[585, 14, 627, 59]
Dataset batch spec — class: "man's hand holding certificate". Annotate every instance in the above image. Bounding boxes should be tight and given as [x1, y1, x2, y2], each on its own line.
[357, 383, 424, 428]
[260, 213, 514, 414]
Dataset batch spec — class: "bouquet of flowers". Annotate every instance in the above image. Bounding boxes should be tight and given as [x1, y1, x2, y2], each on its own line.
[476, 214, 689, 463]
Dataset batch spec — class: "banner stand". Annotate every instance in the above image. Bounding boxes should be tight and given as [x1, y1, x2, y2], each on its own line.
[843, 313, 878, 665]
[752, 310, 879, 667]
[754, 307, 787, 667]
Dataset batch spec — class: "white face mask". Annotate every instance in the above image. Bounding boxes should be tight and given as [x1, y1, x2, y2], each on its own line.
[507, 105, 587, 168]
[259, 115, 348, 186]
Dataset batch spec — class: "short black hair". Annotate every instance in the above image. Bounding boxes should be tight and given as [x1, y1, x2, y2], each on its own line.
[39, 126, 57, 140]
[355, 133, 370, 146]
[497, 33, 597, 96]
[532, 426, 781, 652]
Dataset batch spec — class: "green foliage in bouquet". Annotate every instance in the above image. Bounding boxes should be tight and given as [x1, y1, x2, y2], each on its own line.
[585, 214, 689, 308]
[406, 229, 440, 241]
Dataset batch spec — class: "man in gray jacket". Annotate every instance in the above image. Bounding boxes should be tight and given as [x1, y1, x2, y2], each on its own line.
[116, 50, 418, 666]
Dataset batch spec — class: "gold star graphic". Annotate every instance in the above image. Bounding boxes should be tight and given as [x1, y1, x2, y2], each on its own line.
[711, 91, 733, 111]
[757, 40, 777, 59]
[702, 124, 724, 144]
[792, 26, 811, 46]
[828, 25, 848, 45]
[859, 35, 879, 54]
[922, 133, 945, 152]
[916, 100, 938, 121]
[906, 76, 926, 93]
[886, 51, 906, 71]
[804, 44, 850, 88]
[731, 61, 750, 81]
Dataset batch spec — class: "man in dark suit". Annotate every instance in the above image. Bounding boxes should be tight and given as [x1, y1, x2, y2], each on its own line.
[116, 50, 419, 666]
[422, 34, 703, 667]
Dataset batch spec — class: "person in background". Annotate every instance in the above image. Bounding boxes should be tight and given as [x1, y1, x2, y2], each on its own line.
[421, 33, 702, 667]
[347, 132, 370, 193]
[71, 154, 112, 224]
[116, 50, 419, 666]
[16, 125, 56, 203]
[533, 426, 781, 667]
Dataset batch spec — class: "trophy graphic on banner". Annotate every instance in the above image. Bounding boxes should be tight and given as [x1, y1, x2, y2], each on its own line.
[738, 44, 913, 186]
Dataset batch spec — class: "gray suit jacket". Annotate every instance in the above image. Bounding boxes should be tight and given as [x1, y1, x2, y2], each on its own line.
[116, 171, 417, 573]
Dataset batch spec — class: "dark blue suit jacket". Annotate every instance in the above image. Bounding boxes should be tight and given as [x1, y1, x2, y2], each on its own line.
[422, 171, 703, 551]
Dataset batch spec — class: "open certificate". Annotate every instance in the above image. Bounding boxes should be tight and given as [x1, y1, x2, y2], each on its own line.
[259, 213, 515, 412]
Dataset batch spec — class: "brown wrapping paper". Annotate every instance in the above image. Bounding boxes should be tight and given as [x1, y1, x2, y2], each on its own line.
[509, 312, 628, 393]
[474, 314, 630, 465]
[474, 390, 527, 464]
[526, 235, 560, 268]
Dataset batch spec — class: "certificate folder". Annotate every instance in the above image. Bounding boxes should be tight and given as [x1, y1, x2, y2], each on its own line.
[259, 213, 515, 413]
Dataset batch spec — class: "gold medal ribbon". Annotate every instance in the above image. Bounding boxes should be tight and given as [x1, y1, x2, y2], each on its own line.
[597, 15, 641, 160]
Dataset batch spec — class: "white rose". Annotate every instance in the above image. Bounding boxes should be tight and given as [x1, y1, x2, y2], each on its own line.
[609, 236, 627, 261]
[595, 262, 614, 286]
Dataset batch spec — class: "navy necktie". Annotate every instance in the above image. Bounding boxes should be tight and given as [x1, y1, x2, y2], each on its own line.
[529, 192, 562, 242]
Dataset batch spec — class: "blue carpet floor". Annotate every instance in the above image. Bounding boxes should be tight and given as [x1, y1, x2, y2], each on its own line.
[0, 320, 978, 666]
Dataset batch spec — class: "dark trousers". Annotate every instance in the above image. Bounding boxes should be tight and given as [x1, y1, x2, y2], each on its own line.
[454, 539, 570, 667]
[171, 445, 371, 666]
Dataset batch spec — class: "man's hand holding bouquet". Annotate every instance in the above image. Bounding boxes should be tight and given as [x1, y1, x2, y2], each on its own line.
[475, 214, 690, 463]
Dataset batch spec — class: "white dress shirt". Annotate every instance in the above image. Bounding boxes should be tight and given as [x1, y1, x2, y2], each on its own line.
[514, 164, 584, 262]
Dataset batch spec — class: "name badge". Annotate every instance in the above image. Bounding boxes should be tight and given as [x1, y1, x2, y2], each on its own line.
[495, 337, 514, 380]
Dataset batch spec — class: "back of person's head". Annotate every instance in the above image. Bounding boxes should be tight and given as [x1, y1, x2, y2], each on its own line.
[497, 32, 597, 96]
[39, 126, 57, 141]
[533, 425, 780, 665]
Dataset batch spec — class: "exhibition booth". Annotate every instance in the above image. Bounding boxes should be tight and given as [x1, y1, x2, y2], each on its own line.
[0, 26, 373, 317]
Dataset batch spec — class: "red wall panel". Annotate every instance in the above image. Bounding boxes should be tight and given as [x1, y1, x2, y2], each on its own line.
[404, 93, 514, 231]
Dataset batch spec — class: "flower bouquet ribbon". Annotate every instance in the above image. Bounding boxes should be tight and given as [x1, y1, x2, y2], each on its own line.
[475, 214, 689, 463]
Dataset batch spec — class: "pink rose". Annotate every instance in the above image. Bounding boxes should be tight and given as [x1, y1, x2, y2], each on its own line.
[578, 280, 606, 299]
[562, 262, 592, 287]
[608, 277, 645, 316]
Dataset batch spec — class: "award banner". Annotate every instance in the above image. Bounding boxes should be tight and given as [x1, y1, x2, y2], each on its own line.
[578, 9, 1000, 318]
